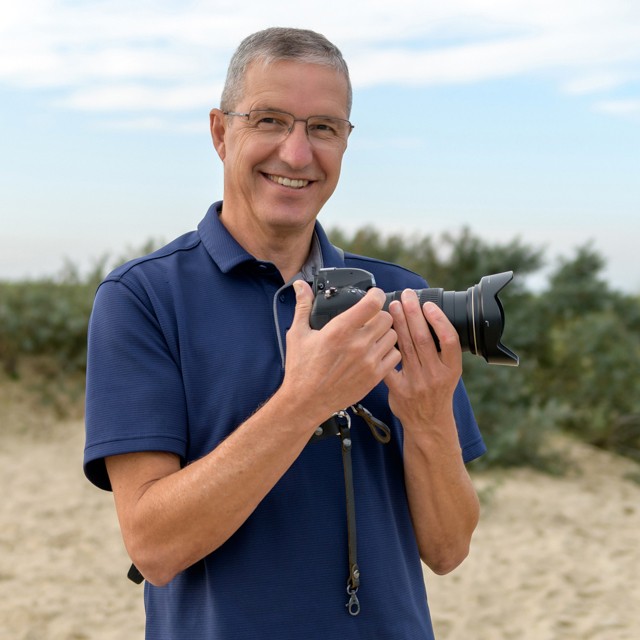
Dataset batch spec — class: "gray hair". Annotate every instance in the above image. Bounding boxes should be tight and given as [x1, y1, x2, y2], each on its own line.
[220, 27, 352, 116]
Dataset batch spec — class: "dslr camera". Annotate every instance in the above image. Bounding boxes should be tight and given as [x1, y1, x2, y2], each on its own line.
[309, 267, 519, 366]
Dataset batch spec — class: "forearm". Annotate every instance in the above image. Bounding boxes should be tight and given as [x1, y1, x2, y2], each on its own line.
[108, 283, 401, 586]
[384, 292, 480, 573]
[110, 386, 324, 586]
[402, 413, 480, 575]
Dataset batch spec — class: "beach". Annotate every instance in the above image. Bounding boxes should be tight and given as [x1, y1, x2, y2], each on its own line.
[426, 443, 640, 639]
[2, 377, 640, 639]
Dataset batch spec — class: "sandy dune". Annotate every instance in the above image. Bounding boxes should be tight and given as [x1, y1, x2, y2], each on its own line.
[2, 384, 639, 639]
[426, 443, 640, 639]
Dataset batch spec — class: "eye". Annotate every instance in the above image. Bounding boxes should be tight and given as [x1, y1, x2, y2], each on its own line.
[250, 111, 291, 130]
[308, 118, 341, 138]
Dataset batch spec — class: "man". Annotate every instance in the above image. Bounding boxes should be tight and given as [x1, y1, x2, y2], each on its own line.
[84, 27, 485, 639]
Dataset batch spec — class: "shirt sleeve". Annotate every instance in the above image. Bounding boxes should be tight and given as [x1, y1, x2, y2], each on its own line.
[83, 278, 188, 491]
[453, 378, 486, 463]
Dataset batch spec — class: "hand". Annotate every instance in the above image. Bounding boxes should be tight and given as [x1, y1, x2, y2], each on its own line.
[384, 292, 479, 573]
[384, 290, 462, 429]
[282, 280, 401, 423]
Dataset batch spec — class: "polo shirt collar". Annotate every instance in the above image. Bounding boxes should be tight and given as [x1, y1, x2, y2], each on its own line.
[197, 201, 346, 275]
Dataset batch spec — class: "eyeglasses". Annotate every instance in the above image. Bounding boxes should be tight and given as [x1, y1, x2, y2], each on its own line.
[222, 109, 354, 148]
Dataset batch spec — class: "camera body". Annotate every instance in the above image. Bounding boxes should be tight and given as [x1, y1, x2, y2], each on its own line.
[309, 267, 519, 366]
[309, 268, 376, 330]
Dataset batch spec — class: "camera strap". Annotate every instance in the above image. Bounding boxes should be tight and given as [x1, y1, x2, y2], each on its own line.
[335, 410, 361, 616]
[312, 404, 391, 616]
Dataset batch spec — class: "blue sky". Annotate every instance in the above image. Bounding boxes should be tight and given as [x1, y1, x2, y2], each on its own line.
[1, 0, 639, 291]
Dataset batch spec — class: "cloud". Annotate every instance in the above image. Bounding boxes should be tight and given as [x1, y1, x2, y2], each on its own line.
[2, 0, 639, 122]
[563, 71, 638, 96]
[60, 82, 221, 111]
[594, 99, 640, 117]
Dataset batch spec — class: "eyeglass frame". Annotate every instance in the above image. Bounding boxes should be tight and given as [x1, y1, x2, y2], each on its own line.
[221, 109, 355, 146]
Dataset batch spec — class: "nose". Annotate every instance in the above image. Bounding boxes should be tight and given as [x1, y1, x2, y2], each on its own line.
[277, 120, 314, 168]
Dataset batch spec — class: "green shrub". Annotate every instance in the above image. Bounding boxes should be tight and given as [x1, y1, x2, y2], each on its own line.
[329, 227, 640, 469]
[3, 230, 639, 469]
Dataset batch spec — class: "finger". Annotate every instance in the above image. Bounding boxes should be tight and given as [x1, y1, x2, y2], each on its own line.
[391, 290, 439, 362]
[422, 302, 462, 368]
[387, 299, 416, 360]
[291, 280, 314, 330]
[331, 287, 387, 329]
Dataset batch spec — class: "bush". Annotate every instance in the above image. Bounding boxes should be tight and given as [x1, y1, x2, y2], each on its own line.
[0, 278, 94, 376]
[3, 230, 639, 469]
[329, 227, 640, 469]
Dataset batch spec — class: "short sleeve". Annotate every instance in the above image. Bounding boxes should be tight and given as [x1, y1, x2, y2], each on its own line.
[453, 379, 486, 463]
[83, 279, 188, 490]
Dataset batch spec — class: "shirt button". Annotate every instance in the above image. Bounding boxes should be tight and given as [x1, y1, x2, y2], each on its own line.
[279, 294, 286, 303]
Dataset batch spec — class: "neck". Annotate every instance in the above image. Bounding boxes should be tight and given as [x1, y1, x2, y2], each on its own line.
[259, 238, 312, 283]
[219, 208, 314, 282]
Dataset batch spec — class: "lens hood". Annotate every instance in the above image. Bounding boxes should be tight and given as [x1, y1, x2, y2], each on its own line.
[472, 271, 519, 366]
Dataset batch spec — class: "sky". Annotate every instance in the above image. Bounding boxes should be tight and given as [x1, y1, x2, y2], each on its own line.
[1, 0, 639, 292]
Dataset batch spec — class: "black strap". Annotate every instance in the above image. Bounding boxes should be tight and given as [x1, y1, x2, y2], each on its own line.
[336, 411, 361, 616]
[320, 406, 391, 616]
[127, 562, 144, 584]
[351, 403, 391, 444]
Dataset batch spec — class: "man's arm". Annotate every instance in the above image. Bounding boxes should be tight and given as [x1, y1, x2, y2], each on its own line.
[385, 291, 480, 575]
[105, 282, 401, 586]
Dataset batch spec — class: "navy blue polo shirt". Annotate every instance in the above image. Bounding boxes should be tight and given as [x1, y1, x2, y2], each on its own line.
[84, 201, 485, 640]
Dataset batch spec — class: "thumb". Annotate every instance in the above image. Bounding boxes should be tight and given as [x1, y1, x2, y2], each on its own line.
[292, 279, 314, 328]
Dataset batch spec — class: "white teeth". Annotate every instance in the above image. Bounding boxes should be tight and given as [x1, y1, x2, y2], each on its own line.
[267, 174, 309, 189]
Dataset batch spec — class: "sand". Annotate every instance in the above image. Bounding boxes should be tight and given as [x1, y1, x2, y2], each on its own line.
[426, 444, 640, 639]
[2, 380, 640, 639]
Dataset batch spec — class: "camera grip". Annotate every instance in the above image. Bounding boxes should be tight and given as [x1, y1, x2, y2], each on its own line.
[310, 287, 367, 329]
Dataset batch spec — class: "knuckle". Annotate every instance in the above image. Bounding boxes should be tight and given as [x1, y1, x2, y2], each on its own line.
[439, 331, 460, 349]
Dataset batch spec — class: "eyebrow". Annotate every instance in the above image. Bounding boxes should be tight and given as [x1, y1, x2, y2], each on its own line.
[252, 104, 280, 111]
[249, 106, 347, 120]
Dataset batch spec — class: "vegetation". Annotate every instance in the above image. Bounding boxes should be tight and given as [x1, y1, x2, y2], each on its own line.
[1, 230, 639, 470]
[329, 226, 640, 470]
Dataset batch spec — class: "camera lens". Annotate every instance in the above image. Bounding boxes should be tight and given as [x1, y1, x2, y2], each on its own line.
[384, 271, 519, 366]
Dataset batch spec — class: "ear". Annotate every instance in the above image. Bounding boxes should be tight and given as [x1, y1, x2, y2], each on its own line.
[210, 108, 227, 161]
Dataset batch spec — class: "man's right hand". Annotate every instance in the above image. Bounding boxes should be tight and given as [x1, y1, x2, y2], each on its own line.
[282, 280, 401, 426]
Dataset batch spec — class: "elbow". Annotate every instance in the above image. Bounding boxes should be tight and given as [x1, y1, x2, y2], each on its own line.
[140, 566, 178, 588]
[123, 519, 228, 587]
[125, 535, 184, 587]
[128, 549, 179, 587]
[422, 541, 470, 576]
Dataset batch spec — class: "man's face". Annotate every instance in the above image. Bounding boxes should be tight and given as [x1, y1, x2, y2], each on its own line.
[211, 60, 350, 241]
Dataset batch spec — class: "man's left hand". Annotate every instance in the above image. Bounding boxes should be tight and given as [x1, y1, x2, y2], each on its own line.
[384, 290, 462, 429]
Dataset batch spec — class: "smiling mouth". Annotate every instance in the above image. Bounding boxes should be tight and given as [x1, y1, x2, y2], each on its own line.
[265, 173, 310, 189]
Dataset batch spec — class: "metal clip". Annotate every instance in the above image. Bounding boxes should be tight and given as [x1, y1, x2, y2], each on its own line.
[336, 410, 352, 450]
[346, 584, 361, 616]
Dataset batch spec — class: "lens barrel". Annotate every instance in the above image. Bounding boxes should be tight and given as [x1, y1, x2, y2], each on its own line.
[384, 271, 519, 366]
